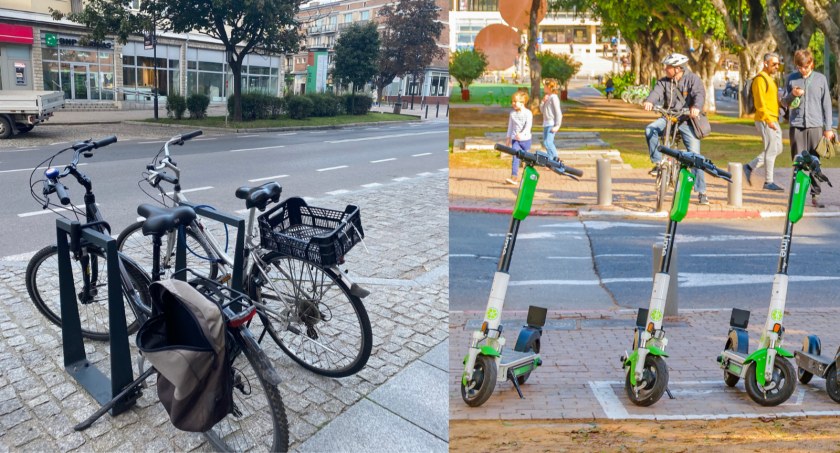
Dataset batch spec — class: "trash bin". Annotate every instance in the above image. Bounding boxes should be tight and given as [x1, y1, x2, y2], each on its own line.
[393, 102, 402, 115]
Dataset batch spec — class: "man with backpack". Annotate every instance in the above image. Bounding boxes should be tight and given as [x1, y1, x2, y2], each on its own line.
[743, 53, 784, 192]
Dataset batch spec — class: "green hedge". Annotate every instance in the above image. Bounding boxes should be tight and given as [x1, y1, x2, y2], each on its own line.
[343, 94, 372, 115]
[307, 93, 344, 117]
[166, 94, 186, 119]
[227, 93, 284, 120]
[286, 96, 314, 119]
[187, 93, 210, 119]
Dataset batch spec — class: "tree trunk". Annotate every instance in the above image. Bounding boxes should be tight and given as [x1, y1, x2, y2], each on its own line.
[527, 0, 542, 112]
[230, 57, 243, 122]
[798, 0, 840, 113]
[766, 0, 815, 78]
[631, 41, 643, 84]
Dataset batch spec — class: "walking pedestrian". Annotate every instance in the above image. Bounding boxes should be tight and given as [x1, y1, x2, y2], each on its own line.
[540, 78, 562, 161]
[782, 49, 835, 208]
[605, 77, 615, 101]
[505, 90, 533, 185]
[743, 53, 784, 191]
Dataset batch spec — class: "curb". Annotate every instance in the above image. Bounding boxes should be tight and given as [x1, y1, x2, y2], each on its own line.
[120, 118, 423, 132]
[449, 204, 840, 219]
[449, 205, 579, 217]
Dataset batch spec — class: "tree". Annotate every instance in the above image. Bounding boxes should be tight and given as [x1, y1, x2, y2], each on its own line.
[331, 22, 381, 93]
[527, 0, 543, 112]
[449, 49, 489, 97]
[53, 0, 303, 122]
[536, 51, 581, 88]
[379, 0, 445, 105]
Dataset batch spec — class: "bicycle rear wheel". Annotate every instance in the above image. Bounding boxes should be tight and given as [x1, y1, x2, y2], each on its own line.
[251, 252, 372, 377]
[203, 331, 289, 452]
[117, 220, 220, 280]
[25, 245, 151, 341]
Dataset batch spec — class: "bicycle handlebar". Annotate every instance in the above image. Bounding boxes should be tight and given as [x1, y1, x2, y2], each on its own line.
[494, 144, 583, 179]
[659, 146, 732, 182]
[54, 182, 71, 205]
[39, 136, 118, 206]
[652, 105, 690, 118]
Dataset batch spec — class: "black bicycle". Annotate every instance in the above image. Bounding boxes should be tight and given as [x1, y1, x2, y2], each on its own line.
[25, 137, 153, 340]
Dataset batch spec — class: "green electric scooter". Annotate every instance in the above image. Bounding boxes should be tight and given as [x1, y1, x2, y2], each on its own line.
[460, 144, 583, 407]
[621, 146, 731, 406]
[719, 153, 830, 406]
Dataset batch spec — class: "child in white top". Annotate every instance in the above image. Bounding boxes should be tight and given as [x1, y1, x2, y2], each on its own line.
[505, 90, 533, 185]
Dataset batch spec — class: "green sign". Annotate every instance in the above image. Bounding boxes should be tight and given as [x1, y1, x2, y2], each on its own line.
[45, 33, 57, 47]
[486, 308, 499, 320]
[771, 309, 783, 321]
[650, 309, 663, 322]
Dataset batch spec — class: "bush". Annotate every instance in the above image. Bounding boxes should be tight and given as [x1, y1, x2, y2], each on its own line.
[343, 94, 373, 115]
[166, 94, 186, 120]
[227, 93, 285, 120]
[449, 49, 489, 91]
[186, 93, 210, 119]
[286, 95, 314, 119]
[537, 51, 582, 88]
[307, 93, 344, 117]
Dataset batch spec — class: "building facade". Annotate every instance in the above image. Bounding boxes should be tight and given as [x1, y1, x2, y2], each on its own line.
[450, 0, 627, 78]
[0, 0, 284, 108]
[294, 0, 450, 104]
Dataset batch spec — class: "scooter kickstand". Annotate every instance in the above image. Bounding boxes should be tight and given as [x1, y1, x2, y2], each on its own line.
[507, 369, 525, 399]
[666, 386, 675, 400]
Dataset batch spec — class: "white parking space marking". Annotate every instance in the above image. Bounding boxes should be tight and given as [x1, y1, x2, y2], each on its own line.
[412, 153, 432, 157]
[317, 165, 348, 172]
[371, 158, 396, 163]
[1, 163, 88, 174]
[361, 183, 382, 188]
[248, 174, 288, 183]
[326, 189, 350, 195]
[325, 130, 445, 143]
[166, 186, 212, 196]
[229, 145, 285, 153]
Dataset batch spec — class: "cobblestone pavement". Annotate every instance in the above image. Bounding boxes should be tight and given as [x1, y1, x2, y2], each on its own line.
[450, 307, 840, 421]
[0, 122, 209, 149]
[0, 171, 448, 451]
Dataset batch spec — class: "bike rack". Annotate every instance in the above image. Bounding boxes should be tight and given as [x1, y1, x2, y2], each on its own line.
[56, 218, 138, 416]
[175, 202, 246, 293]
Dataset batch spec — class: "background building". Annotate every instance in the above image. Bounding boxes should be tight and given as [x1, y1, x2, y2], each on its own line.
[294, 0, 449, 104]
[449, 0, 627, 79]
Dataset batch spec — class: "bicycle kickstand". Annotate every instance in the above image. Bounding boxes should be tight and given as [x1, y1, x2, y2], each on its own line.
[73, 367, 155, 431]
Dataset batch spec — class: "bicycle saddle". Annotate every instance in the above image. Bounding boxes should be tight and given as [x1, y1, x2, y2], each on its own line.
[235, 182, 282, 210]
[137, 204, 197, 237]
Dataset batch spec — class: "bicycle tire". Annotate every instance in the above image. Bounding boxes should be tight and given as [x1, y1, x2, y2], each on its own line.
[251, 252, 372, 377]
[481, 92, 494, 106]
[116, 220, 220, 280]
[25, 245, 151, 341]
[203, 331, 289, 452]
[655, 163, 670, 212]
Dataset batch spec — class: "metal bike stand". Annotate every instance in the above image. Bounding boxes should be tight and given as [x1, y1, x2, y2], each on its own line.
[175, 202, 246, 293]
[56, 218, 138, 416]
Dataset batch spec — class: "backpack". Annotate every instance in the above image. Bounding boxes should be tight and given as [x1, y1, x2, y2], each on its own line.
[742, 73, 770, 115]
[137, 279, 233, 432]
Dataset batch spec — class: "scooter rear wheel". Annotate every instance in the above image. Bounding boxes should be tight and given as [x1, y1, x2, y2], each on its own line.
[625, 355, 668, 407]
[744, 357, 796, 406]
[723, 339, 740, 387]
[825, 364, 840, 403]
[798, 336, 821, 384]
[516, 338, 540, 385]
[461, 354, 497, 407]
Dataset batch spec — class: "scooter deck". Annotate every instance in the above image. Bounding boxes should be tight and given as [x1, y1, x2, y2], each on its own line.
[795, 350, 833, 379]
[500, 349, 538, 369]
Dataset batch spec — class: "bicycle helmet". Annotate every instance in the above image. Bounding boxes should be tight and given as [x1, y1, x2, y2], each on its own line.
[661, 53, 689, 67]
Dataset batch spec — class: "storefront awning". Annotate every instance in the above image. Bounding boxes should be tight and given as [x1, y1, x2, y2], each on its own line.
[0, 24, 34, 45]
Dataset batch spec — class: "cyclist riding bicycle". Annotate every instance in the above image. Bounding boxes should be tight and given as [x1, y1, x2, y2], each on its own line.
[643, 53, 710, 205]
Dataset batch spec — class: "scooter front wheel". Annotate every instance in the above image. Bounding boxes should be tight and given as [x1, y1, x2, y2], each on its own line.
[625, 355, 669, 407]
[825, 364, 840, 403]
[744, 357, 796, 406]
[461, 354, 497, 407]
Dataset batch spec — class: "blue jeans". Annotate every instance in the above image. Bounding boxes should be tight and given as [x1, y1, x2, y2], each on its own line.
[645, 117, 706, 194]
[510, 139, 531, 177]
[542, 127, 558, 161]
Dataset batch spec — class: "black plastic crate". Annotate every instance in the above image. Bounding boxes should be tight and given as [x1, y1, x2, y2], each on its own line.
[257, 197, 363, 266]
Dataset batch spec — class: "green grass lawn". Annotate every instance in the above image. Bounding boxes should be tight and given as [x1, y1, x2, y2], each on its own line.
[145, 112, 416, 128]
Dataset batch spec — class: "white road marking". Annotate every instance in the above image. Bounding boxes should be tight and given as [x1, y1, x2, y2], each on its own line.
[583, 221, 662, 230]
[166, 186, 212, 196]
[276, 132, 297, 136]
[309, 131, 328, 134]
[417, 172, 434, 177]
[193, 137, 217, 142]
[361, 183, 382, 188]
[326, 189, 350, 195]
[412, 152, 432, 157]
[507, 273, 840, 288]
[248, 174, 288, 183]
[439, 168, 449, 172]
[1, 163, 88, 174]
[239, 134, 261, 138]
[317, 165, 348, 172]
[49, 142, 67, 146]
[595, 254, 644, 258]
[546, 256, 589, 260]
[690, 253, 792, 258]
[325, 130, 445, 143]
[138, 140, 166, 144]
[393, 177, 410, 181]
[0, 250, 39, 261]
[18, 204, 90, 218]
[488, 232, 584, 239]
[371, 158, 396, 163]
[229, 145, 285, 153]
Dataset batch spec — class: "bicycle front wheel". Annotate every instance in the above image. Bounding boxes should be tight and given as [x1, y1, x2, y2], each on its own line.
[252, 252, 372, 377]
[25, 245, 151, 341]
[117, 220, 220, 280]
[655, 163, 670, 212]
[204, 333, 289, 452]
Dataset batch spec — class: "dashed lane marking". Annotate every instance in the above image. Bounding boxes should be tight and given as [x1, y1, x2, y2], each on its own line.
[1, 163, 88, 174]
[317, 165, 348, 172]
[361, 183, 382, 188]
[326, 189, 350, 195]
[417, 172, 435, 177]
[371, 158, 396, 163]
[239, 134, 261, 138]
[229, 145, 285, 153]
[276, 132, 297, 136]
[18, 203, 93, 218]
[393, 177, 410, 182]
[412, 152, 432, 157]
[325, 130, 446, 143]
[248, 174, 288, 183]
[166, 186, 212, 196]
[138, 140, 166, 144]
[193, 137, 217, 142]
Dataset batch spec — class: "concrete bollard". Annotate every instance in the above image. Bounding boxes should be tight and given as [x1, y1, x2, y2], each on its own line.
[436, 103, 440, 117]
[652, 244, 679, 316]
[596, 158, 612, 206]
[425, 104, 429, 118]
[728, 162, 743, 207]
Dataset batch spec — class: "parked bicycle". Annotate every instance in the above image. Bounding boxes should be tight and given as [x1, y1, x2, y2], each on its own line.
[25, 137, 152, 340]
[621, 85, 651, 104]
[651, 106, 690, 212]
[116, 131, 373, 377]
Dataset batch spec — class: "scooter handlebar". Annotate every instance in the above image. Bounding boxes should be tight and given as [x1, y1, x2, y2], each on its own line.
[494, 143, 583, 178]
[659, 145, 731, 182]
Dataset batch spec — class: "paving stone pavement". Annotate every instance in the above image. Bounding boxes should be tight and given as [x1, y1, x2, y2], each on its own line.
[0, 171, 448, 452]
[450, 307, 840, 421]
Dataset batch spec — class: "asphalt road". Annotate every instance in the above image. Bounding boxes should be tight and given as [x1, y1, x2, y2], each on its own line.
[0, 119, 447, 257]
[450, 212, 840, 312]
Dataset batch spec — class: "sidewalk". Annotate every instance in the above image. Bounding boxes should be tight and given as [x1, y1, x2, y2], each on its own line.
[449, 84, 840, 219]
[0, 173, 448, 452]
